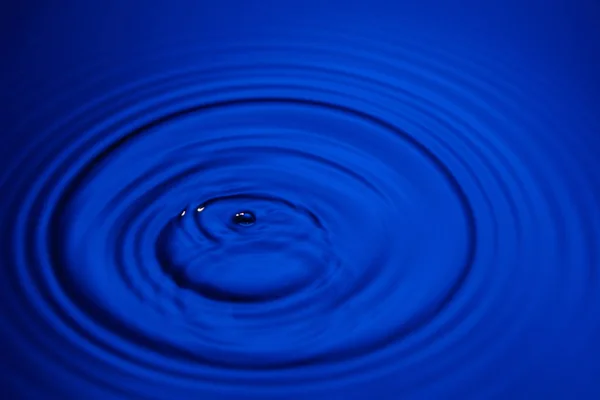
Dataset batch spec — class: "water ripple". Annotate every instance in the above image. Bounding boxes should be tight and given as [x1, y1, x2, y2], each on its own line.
[2, 35, 599, 399]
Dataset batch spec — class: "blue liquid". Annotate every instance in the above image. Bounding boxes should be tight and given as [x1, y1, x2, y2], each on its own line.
[1, 1, 600, 399]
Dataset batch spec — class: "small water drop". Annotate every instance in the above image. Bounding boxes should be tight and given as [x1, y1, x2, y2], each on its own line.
[233, 211, 256, 226]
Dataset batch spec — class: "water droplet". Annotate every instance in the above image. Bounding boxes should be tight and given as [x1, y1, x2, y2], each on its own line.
[232, 211, 256, 226]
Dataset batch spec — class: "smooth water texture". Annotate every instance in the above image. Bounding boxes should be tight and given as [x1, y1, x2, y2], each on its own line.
[2, 1, 600, 399]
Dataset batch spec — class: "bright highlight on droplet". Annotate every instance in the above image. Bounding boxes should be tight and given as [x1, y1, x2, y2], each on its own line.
[232, 210, 256, 226]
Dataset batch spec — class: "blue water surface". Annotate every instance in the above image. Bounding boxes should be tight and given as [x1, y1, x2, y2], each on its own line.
[2, 1, 600, 399]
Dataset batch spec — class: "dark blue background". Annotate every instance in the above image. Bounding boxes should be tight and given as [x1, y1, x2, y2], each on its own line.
[2, 1, 600, 399]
